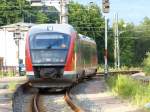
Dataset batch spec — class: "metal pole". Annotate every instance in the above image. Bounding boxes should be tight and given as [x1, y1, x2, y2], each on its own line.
[18, 37, 20, 76]
[4, 28, 7, 67]
[4, 28, 7, 77]
[61, 0, 68, 23]
[114, 14, 117, 68]
[60, 0, 62, 23]
[104, 15, 108, 78]
[116, 13, 120, 68]
[15, 25, 21, 76]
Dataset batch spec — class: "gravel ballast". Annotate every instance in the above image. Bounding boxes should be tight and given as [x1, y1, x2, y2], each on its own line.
[70, 77, 146, 112]
[39, 94, 73, 112]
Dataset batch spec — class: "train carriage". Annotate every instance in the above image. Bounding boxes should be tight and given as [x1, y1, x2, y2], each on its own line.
[25, 24, 98, 88]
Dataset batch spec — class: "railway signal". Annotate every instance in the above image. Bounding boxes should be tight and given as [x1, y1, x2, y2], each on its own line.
[102, 0, 110, 78]
[102, 0, 110, 13]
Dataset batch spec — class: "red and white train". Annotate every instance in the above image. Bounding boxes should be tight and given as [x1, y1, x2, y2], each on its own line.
[25, 24, 98, 88]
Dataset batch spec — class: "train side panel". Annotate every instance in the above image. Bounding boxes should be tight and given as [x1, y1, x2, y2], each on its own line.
[75, 35, 98, 78]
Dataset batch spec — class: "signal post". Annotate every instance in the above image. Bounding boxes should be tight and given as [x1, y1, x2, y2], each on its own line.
[102, 0, 110, 78]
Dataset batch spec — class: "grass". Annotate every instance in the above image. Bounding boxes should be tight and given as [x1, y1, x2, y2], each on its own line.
[8, 82, 17, 91]
[0, 71, 16, 78]
[106, 75, 150, 106]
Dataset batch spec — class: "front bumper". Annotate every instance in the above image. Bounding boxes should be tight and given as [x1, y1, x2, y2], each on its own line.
[27, 78, 73, 88]
[26, 70, 77, 88]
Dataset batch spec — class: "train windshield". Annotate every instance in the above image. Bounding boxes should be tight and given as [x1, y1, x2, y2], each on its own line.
[30, 33, 70, 65]
[30, 33, 70, 49]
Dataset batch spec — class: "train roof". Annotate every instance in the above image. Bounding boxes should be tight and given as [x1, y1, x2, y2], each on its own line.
[29, 24, 76, 36]
[28, 24, 96, 44]
[78, 34, 96, 44]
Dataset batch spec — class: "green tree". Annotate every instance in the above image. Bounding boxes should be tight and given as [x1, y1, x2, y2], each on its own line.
[0, 0, 59, 25]
[114, 18, 150, 66]
[133, 17, 150, 64]
[36, 12, 49, 24]
[0, 0, 30, 26]
[68, 1, 105, 64]
[118, 20, 135, 66]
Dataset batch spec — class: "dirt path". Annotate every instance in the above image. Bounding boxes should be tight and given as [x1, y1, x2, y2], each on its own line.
[0, 76, 27, 112]
[71, 77, 147, 112]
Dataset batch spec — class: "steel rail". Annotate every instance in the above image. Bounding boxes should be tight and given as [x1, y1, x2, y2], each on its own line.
[32, 93, 40, 112]
[96, 70, 141, 75]
[96, 70, 150, 84]
[31, 89, 83, 112]
[64, 89, 84, 112]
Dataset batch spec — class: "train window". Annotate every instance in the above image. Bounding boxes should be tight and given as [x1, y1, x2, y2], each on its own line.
[30, 33, 70, 49]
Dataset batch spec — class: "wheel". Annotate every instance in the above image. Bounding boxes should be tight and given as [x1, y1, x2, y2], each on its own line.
[75, 73, 79, 83]
[82, 70, 85, 78]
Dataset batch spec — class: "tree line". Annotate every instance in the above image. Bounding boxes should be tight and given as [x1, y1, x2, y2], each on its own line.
[0, 0, 150, 67]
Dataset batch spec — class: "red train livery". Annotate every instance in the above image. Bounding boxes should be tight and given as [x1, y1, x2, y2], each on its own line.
[25, 24, 98, 88]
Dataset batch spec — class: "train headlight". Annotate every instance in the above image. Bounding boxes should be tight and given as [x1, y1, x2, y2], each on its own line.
[46, 58, 51, 62]
[36, 59, 42, 63]
[60, 59, 64, 62]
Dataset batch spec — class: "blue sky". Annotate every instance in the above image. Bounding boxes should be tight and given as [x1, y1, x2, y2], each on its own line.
[73, 0, 150, 25]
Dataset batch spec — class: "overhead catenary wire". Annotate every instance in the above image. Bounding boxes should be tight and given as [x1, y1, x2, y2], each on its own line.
[1, 3, 150, 34]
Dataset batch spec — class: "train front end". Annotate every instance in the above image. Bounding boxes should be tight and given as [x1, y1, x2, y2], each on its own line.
[25, 24, 76, 88]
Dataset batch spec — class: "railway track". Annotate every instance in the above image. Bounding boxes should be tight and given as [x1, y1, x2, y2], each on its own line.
[96, 70, 141, 75]
[32, 89, 83, 112]
[98, 70, 150, 84]
[13, 70, 143, 112]
[64, 89, 84, 112]
[33, 93, 39, 112]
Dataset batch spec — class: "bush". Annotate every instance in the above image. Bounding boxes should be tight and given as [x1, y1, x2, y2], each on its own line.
[143, 52, 150, 75]
[106, 75, 150, 106]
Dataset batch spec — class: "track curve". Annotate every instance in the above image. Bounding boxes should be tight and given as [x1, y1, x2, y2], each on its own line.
[32, 93, 40, 112]
[64, 89, 84, 112]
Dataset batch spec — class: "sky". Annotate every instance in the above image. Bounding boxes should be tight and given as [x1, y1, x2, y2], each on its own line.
[73, 0, 150, 25]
